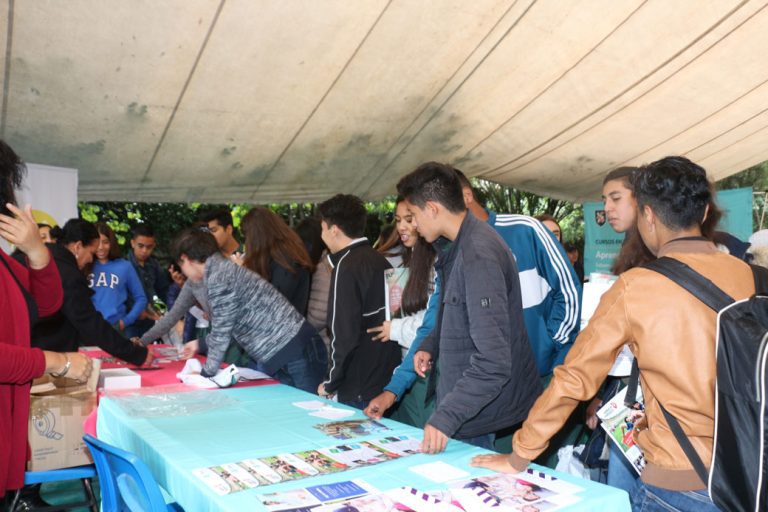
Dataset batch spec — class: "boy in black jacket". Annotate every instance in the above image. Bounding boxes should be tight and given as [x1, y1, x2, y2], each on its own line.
[316, 194, 399, 410]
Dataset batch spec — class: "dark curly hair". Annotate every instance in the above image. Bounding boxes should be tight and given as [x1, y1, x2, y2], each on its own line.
[0, 139, 26, 216]
[632, 156, 711, 231]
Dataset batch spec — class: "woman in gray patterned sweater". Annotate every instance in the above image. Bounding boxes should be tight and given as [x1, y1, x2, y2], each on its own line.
[171, 228, 327, 393]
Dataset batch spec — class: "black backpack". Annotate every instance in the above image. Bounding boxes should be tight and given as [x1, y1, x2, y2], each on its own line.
[633, 256, 768, 512]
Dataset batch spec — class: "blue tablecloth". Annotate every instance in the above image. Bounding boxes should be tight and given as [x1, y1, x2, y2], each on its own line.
[96, 384, 630, 511]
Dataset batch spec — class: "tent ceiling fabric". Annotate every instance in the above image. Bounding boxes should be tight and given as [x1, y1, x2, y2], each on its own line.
[1, 0, 766, 204]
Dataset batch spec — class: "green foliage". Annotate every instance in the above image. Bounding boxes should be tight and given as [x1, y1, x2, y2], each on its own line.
[473, 178, 584, 244]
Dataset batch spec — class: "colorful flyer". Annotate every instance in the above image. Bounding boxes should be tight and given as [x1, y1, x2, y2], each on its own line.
[257, 479, 376, 512]
[240, 458, 283, 485]
[294, 450, 349, 474]
[313, 419, 391, 440]
[318, 441, 395, 467]
[384, 267, 410, 320]
[259, 455, 310, 481]
[220, 462, 261, 489]
[450, 473, 583, 511]
[367, 434, 421, 456]
[210, 465, 250, 492]
[597, 386, 646, 474]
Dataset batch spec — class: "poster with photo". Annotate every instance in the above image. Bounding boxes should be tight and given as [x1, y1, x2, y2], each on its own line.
[256, 479, 376, 512]
[294, 450, 349, 474]
[597, 386, 646, 474]
[259, 455, 314, 481]
[367, 435, 421, 456]
[449, 473, 582, 511]
[318, 441, 396, 468]
[313, 419, 391, 440]
[385, 268, 409, 320]
[241, 458, 284, 485]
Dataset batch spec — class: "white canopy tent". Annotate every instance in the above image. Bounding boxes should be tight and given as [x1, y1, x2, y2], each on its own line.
[1, 0, 767, 204]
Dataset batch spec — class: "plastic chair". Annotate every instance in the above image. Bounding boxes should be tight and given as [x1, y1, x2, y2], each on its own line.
[83, 434, 182, 512]
[7, 465, 98, 512]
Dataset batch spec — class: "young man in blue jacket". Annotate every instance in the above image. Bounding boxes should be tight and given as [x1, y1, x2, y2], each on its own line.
[397, 162, 541, 453]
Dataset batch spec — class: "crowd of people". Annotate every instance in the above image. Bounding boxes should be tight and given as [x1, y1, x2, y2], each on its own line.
[1, 134, 764, 511]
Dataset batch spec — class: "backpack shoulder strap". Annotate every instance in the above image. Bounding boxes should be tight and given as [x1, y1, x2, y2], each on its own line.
[633, 256, 736, 486]
[643, 257, 734, 311]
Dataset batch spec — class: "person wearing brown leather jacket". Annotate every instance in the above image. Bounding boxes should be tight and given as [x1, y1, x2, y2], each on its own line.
[473, 156, 755, 511]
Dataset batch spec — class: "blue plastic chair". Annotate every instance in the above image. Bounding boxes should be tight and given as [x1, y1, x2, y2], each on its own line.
[83, 434, 183, 512]
[8, 464, 98, 511]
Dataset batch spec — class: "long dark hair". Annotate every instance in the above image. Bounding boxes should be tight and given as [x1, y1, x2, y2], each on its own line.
[378, 197, 437, 315]
[95, 222, 122, 260]
[241, 207, 314, 281]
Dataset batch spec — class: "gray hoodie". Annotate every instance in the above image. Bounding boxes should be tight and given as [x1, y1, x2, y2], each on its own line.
[201, 253, 305, 376]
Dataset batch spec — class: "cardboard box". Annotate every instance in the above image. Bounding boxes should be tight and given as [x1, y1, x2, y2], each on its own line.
[27, 359, 101, 471]
[98, 367, 141, 390]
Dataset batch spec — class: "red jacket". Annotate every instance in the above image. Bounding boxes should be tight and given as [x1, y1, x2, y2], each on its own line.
[0, 250, 62, 493]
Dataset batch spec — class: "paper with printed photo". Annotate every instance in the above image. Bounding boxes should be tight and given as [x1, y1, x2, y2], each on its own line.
[293, 450, 349, 474]
[313, 419, 390, 440]
[318, 442, 395, 467]
[367, 434, 421, 456]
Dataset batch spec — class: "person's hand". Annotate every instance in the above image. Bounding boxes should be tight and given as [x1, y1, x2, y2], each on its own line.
[364, 391, 396, 419]
[141, 346, 154, 366]
[179, 339, 199, 360]
[118, 319, 125, 332]
[317, 382, 335, 399]
[413, 350, 432, 378]
[130, 337, 143, 346]
[66, 353, 94, 383]
[230, 252, 244, 266]
[367, 321, 391, 342]
[421, 424, 448, 454]
[0, 203, 49, 269]
[586, 397, 603, 430]
[470, 453, 521, 473]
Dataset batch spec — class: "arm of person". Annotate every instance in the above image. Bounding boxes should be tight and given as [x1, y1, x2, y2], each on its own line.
[139, 282, 196, 344]
[426, 258, 517, 438]
[382, 277, 440, 399]
[21, 248, 63, 317]
[122, 263, 148, 327]
[61, 268, 148, 366]
[0, 344, 47, 384]
[321, 268, 363, 396]
[389, 309, 426, 350]
[534, 225, 582, 366]
[473, 276, 632, 472]
[200, 278, 238, 377]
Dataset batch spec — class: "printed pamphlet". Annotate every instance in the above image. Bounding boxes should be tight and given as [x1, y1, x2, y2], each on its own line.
[597, 386, 646, 474]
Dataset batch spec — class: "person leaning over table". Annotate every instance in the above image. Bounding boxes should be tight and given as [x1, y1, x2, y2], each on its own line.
[471, 156, 750, 512]
[171, 228, 327, 393]
[0, 139, 93, 502]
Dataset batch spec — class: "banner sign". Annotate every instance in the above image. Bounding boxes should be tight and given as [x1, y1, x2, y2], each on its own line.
[584, 187, 754, 276]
